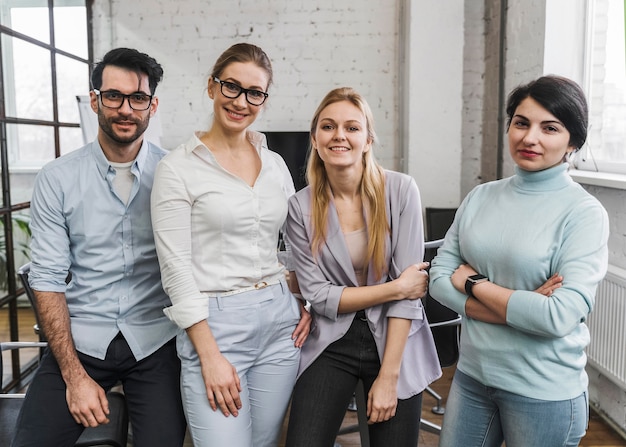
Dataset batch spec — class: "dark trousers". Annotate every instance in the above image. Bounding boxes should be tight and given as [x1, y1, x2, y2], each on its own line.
[12, 334, 186, 447]
[285, 315, 422, 447]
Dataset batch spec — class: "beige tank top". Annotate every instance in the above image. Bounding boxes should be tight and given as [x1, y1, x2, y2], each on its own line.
[344, 227, 368, 286]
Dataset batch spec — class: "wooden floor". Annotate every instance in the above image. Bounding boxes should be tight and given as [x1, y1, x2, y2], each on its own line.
[3, 306, 625, 447]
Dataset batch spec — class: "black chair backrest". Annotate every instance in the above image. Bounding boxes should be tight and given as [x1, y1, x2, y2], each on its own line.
[17, 262, 46, 342]
[423, 239, 460, 368]
[18, 263, 72, 342]
[425, 207, 457, 241]
[424, 207, 456, 266]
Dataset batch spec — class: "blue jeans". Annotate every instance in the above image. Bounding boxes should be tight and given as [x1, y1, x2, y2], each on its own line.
[178, 279, 300, 447]
[285, 314, 422, 447]
[439, 370, 588, 447]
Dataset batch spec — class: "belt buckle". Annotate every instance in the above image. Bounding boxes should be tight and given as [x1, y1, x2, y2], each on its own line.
[254, 281, 269, 290]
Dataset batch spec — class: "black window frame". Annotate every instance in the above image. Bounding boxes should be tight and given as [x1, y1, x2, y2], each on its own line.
[0, 0, 93, 391]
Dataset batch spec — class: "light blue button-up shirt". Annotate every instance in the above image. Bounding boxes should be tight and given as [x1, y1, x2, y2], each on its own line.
[29, 139, 178, 361]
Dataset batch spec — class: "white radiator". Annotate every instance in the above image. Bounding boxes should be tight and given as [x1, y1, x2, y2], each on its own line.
[586, 264, 626, 390]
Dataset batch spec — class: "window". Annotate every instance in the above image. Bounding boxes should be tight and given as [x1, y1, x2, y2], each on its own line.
[1, 0, 91, 174]
[576, 0, 626, 174]
[0, 0, 92, 390]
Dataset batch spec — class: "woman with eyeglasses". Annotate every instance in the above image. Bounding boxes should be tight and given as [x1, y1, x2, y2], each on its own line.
[151, 42, 311, 447]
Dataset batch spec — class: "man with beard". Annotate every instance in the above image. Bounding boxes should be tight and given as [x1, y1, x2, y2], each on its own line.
[12, 48, 186, 447]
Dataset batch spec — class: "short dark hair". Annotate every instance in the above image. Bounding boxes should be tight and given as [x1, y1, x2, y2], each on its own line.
[506, 75, 588, 150]
[210, 43, 273, 89]
[91, 48, 164, 95]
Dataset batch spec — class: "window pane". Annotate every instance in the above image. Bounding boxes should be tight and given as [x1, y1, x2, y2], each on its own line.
[59, 126, 84, 156]
[7, 123, 55, 169]
[10, 170, 37, 207]
[2, 3, 50, 44]
[53, 5, 88, 59]
[56, 54, 90, 123]
[11, 210, 33, 276]
[1, 35, 53, 121]
[0, 210, 33, 294]
[583, 0, 626, 171]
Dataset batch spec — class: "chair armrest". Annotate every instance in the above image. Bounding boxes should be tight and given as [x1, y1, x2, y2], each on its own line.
[1, 342, 47, 352]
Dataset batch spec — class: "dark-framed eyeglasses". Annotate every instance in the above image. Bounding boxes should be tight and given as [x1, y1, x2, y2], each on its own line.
[213, 77, 268, 106]
[93, 89, 153, 111]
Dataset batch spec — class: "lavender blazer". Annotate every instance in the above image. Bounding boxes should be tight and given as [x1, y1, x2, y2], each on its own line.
[286, 170, 442, 398]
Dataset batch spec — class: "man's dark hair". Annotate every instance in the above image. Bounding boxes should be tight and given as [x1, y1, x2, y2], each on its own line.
[91, 48, 164, 94]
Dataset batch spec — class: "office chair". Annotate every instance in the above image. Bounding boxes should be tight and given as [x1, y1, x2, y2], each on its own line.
[17, 264, 46, 343]
[11, 263, 130, 447]
[424, 207, 457, 242]
[420, 238, 461, 434]
[336, 239, 461, 443]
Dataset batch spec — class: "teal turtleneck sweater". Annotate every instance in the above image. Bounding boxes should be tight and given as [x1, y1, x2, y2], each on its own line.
[430, 163, 609, 400]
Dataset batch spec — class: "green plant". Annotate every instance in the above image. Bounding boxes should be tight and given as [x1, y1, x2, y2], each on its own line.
[0, 214, 32, 292]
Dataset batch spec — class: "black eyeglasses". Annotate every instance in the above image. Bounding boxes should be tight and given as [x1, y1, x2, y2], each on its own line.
[93, 89, 153, 111]
[213, 77, 268, 106]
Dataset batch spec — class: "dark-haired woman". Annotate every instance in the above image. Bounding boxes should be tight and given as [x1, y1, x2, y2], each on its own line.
[151, 43, 310, 447]
[429, 75, 609, 447]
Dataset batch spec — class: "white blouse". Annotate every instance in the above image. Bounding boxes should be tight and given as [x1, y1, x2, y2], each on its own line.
[151, 131, 295, 329]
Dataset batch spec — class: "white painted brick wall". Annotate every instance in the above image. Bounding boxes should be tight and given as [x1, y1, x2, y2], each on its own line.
[93, 0, 401, 167]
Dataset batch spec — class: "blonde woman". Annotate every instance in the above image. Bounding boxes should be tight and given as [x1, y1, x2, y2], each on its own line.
[285, 87, 441, 447]
[151, 43, 310, 447]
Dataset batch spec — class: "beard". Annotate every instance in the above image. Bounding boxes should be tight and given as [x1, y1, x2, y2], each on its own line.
[97, 107, 150, 144]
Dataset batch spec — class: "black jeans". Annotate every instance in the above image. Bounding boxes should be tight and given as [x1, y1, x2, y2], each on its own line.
[12, 334, 186, 447]
[285, 315, 422, 447]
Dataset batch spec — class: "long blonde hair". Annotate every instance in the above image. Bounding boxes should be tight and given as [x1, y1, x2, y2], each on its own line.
[307, 87, 389, 280]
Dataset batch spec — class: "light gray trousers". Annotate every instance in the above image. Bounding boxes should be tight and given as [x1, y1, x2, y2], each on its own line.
[177, 280, 301, 447]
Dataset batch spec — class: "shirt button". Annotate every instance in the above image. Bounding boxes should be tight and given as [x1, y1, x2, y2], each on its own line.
[121, 296, 127, 301]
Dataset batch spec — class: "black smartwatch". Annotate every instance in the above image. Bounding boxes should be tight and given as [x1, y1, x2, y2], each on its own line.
[465, 274, 488, 298]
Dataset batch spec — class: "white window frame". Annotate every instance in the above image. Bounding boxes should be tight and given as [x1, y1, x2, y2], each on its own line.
[575, 0, 626, 175]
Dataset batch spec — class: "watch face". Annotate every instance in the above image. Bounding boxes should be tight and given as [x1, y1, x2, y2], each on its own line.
[465, 274, 488, 297]
[469, 274, 488, 284]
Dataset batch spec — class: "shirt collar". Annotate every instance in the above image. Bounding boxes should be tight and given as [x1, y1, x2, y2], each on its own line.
[91, 138, 149, 179]
[188, 130, 268, 157]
